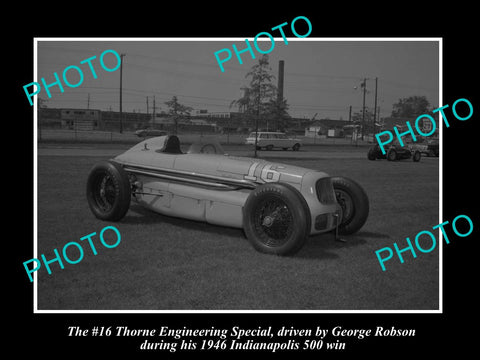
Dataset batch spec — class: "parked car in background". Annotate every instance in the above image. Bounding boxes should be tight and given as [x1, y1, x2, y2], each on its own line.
[135, 128, 167, 138]
[412, 138, 439, 157]
[245, 131, 302, 151]
[368, 140, 422, 162]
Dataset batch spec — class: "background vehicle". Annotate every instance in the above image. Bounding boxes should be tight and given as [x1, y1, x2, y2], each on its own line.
[87, 135, 369, 256]
[368, 140, 421, 162]
[245, 131, 302, 151]
[412, 138, 439, 157]
[134, 128, 167, 138]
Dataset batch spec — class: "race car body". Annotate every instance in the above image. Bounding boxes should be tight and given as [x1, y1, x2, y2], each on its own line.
[86, 135, 369, 255]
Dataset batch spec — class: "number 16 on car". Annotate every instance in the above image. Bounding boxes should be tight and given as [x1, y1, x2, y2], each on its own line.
[244, 162, 283, 183]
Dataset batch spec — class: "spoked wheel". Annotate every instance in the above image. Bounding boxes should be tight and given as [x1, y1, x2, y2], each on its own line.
[331, 176, 369, 235]
[253, 198, 294, 247]
[243, 183, 310, 255]
[86, 160, 131, 221]
[93, 174, 116, 212]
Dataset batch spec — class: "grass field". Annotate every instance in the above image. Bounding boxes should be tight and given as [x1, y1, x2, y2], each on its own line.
[36, 145, 439, 311]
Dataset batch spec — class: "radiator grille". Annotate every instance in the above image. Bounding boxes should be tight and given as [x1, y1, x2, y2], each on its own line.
[315, 178, 336, 204]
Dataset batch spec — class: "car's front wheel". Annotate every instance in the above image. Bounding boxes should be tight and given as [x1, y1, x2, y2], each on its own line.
[243, 183, 310, 255]
[331, 176, 369, 235]
[86, 160, 131, 221]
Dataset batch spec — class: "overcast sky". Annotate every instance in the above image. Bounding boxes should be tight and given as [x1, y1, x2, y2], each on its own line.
[35, 38, 440, 120]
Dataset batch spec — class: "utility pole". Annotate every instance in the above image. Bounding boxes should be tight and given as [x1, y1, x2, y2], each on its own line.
[152, 95, 156, 126]
[377, 106, 381, 132]
[254, 91, 260, 158]
[277, 60, 285, 101]
[373, 77, 378, 136]
[119, 53, 125, 133]
[361, 78, 367, 140]
[277, 60, 285, 131]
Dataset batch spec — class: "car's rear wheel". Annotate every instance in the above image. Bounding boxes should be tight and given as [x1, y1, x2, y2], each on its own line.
[243, 183, 310, 255]
[86, 160, 131, 221]
[413, 151, 421, 162]
[331, 176, 369, 235]
[292, 143, 301, 151]
[367, 147, 376, 160]
[266, 144, 274, 151]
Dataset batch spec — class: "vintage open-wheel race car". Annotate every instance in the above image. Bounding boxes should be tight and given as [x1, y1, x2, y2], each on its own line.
[86, 135, 369, 256]
[368, 141, 421, 162]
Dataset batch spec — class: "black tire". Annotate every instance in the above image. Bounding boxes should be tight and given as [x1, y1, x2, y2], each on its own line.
[387, 148, 397, 161]
[367, 147, 376, 160]
[266, 144, 274, 151]
[413, 151, 421, 162]
[292, 143, 301, 151]
[331, 176, 369, 235]
[86, 160, 131, 221]
[243, 183, 311, 256]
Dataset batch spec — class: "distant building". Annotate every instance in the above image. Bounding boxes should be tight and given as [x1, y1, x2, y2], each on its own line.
[48, 108, 101, 130]
[94, 110, 151, 131]
[151, 113, 175, 125]
[305, 119, 353, 137]
[38, 108, 150, 131]
[38, 107, 330, 136]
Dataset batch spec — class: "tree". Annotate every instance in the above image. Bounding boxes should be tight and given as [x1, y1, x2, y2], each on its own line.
[230, 55, 290, 130]
[391, 96, 430, 118]
[352, 109, 374, 135]
[265, 97, 291, 131]
[164, 96, 193, 134]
